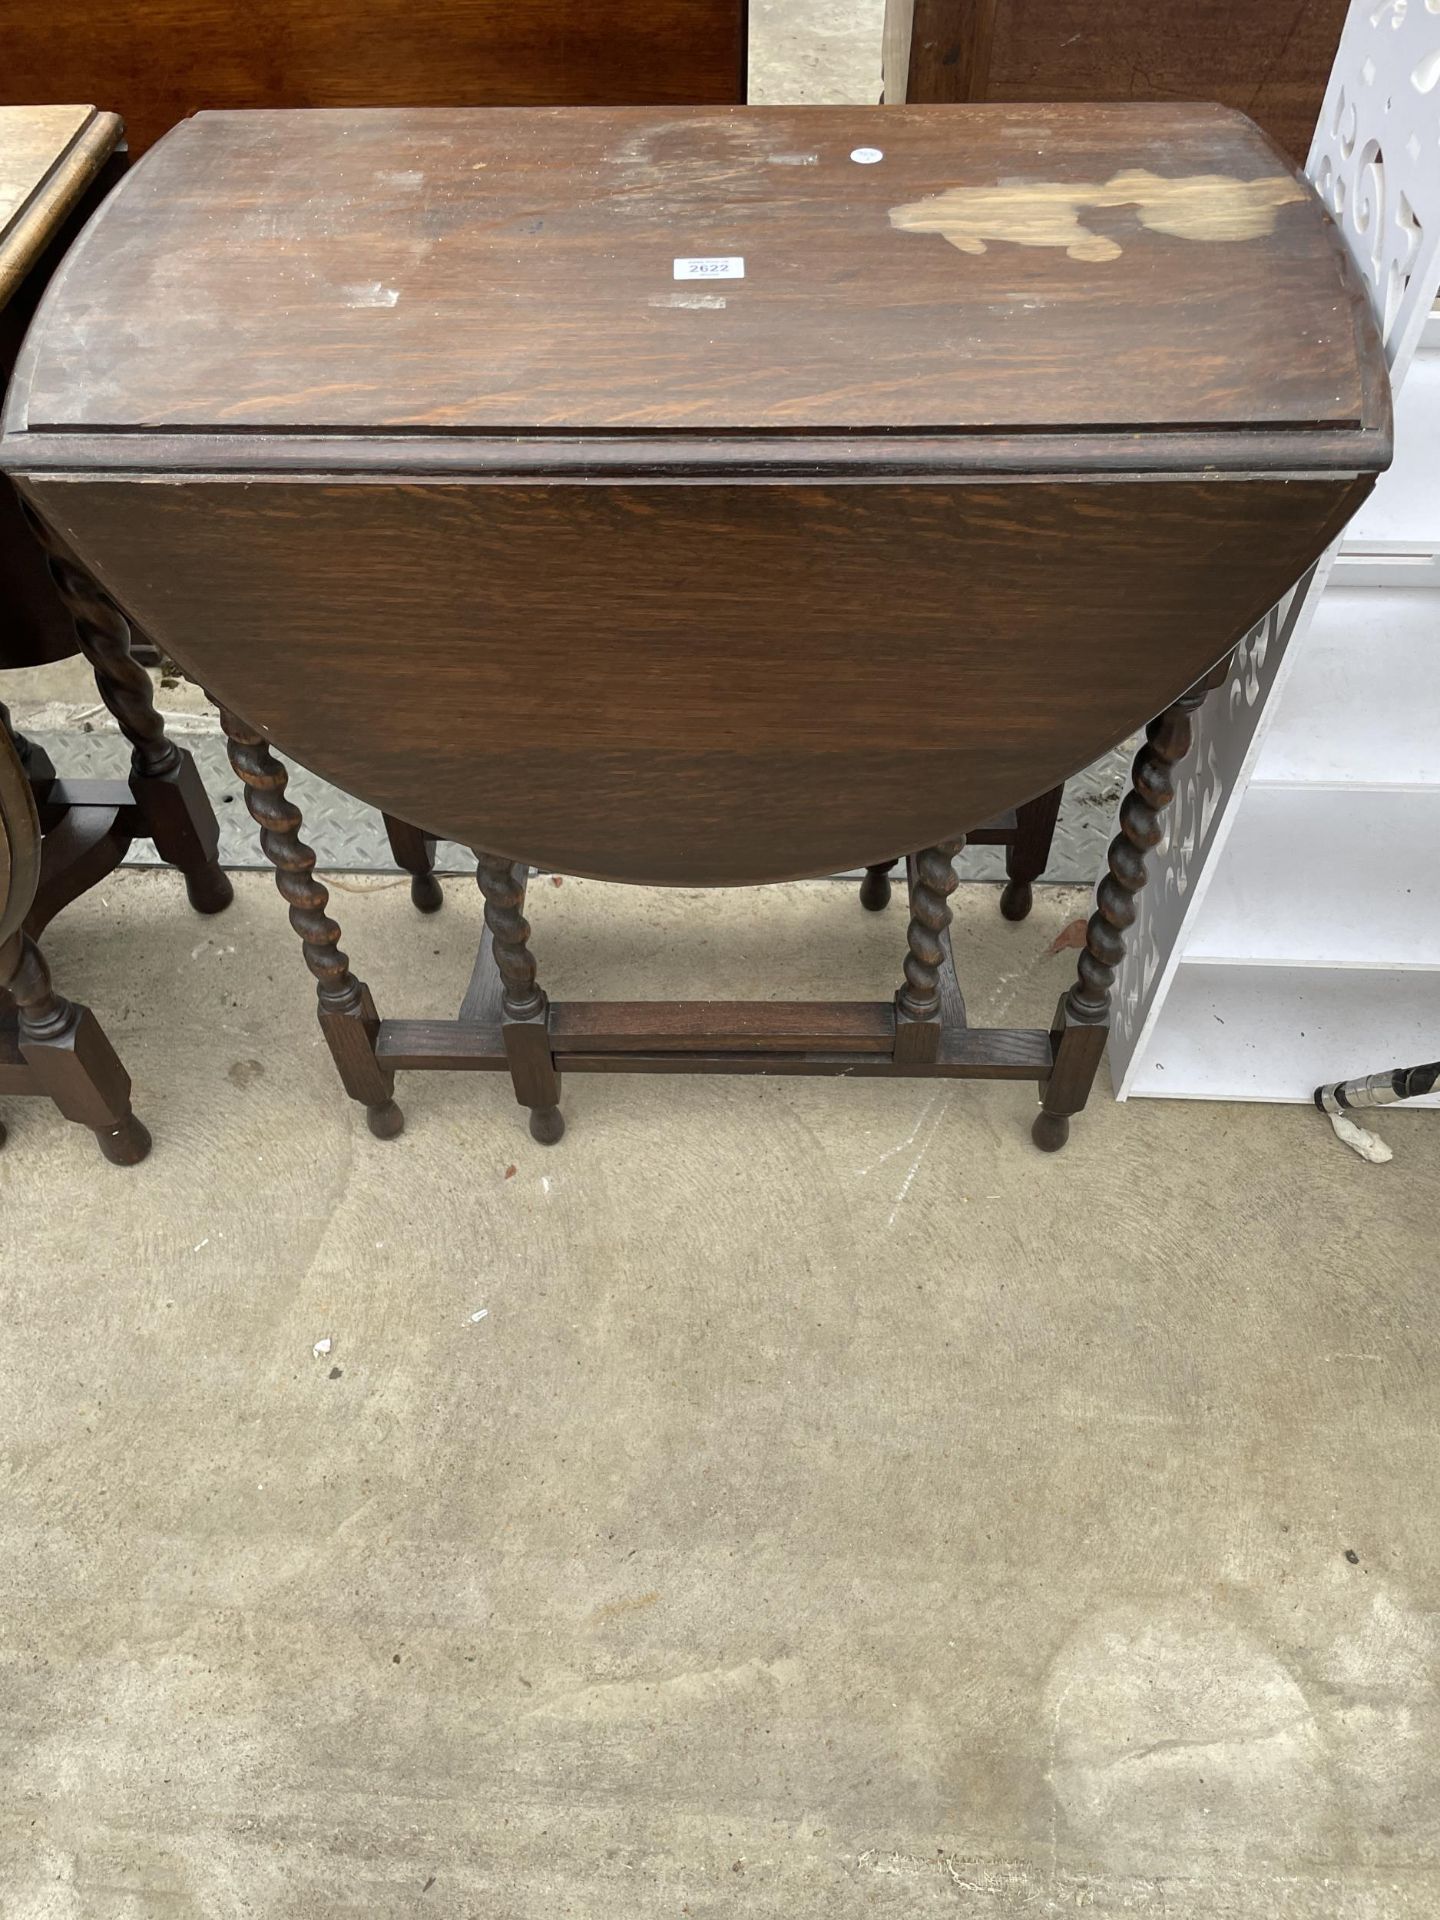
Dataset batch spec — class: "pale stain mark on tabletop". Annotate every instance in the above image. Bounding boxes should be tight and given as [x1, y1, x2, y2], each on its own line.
[890, 170, 1308, 263]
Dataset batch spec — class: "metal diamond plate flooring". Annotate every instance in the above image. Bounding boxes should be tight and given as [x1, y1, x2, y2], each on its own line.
[22, 710, 1131, 887]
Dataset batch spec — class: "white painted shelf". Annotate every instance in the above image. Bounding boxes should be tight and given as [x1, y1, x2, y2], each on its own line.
[1329, 549, 1440, 589]
[1184, 786, 1440, 971]
[1344, 350, 1440, 556]
[1253, 589, 1440, 789]
[1125, 962, 1440, 1105]
[1110, 5, 1440, 1108]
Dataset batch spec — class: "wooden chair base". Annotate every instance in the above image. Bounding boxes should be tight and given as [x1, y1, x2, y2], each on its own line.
[3, 527, 235, 938]
[0, 933, 151, 1164]
[19, 767, 233, 938]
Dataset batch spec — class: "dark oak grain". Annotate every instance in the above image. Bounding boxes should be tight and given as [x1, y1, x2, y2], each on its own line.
[882, 0, 1345, 164]
[548, 1002, 897, 1052]
[17, 105, 1367, 436]
[0, 0, 747, 160]
[23, 472, 1375, 888]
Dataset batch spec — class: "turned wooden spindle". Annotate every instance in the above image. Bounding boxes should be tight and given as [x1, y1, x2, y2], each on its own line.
[473, 852, 564, 1143]
[217, 706, 401, 1138]
[474, 854, 546, 1021]
[23, 502, 180, 779]
[20, 502, 232, 913]
[889, 837, 964, 1065]
[1000, 783, 1065, 923]
[1066, 686, 1209, 1027]
[384, 813, 444, 913]
[1033, 671, 1215, 1152]
[859, 861, 893, 912]
[897, 839, 964, 1023]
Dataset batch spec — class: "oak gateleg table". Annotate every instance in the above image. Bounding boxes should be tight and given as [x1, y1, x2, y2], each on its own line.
[0, 104, 1389, 1150]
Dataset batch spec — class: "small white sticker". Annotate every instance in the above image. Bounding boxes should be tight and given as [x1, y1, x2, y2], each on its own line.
[674, 256, 745, 281]
[850, 147, 884, 165]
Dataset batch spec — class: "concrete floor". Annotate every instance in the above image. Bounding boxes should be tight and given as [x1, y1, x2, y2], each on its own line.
[2, 869, 1437, 1918]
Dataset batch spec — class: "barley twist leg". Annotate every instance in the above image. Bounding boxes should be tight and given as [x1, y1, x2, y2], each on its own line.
[474, 852, 563, 1143]
[22, 503, 232, 914]
[218, 706, 401, 1139]
[1034, 677, 1210, 1152]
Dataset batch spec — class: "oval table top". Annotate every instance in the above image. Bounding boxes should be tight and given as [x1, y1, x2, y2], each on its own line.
[2, 104, 1390, 886]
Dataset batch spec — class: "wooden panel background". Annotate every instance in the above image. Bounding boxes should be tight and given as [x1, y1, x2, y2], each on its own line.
[0, 0, 749, 159]
[883, 0, 1347, 164]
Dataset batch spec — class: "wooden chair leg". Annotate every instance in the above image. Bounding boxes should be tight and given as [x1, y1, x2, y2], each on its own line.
[859, 861, 894, 911]
[473, 852, 564, 1143]
[2, 929, 150, 1163]
[383, 812, 444, 913]
[1000, 782, 1063, 922]
[218, 706, 402, 1139]
[20, 503, 233, 916]
[1035, 682, 1209, 1151]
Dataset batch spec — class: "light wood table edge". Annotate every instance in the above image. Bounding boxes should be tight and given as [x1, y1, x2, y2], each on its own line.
[0, 108, 123, 310]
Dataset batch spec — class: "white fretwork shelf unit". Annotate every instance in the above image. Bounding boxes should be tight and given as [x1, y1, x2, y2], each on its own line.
[1107, 0, 1440, 1107]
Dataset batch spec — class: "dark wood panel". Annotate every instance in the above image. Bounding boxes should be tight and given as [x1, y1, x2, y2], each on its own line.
[883, 0, 997, 107]
[21, 104, 1365, 436]
[377, 1021, 509, 1070]
[0, 1, 748, 160]
[28, 471, 1371, 888]
[882, 0, 1345, 164]
[984, 0, 1346, 168]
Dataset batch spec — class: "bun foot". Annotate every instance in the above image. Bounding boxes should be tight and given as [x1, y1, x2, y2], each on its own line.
[367, 1098, 405, 1140]
[96, 1113, 152, 1165]
[185, 863, 235, 915]
[529, 1104, 565, 1145]
[410, 872, 444, 914]
[859, 864, 893, 912]
[999, 879, 1033, 921]
[1031, 1111, 1070, 1153]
